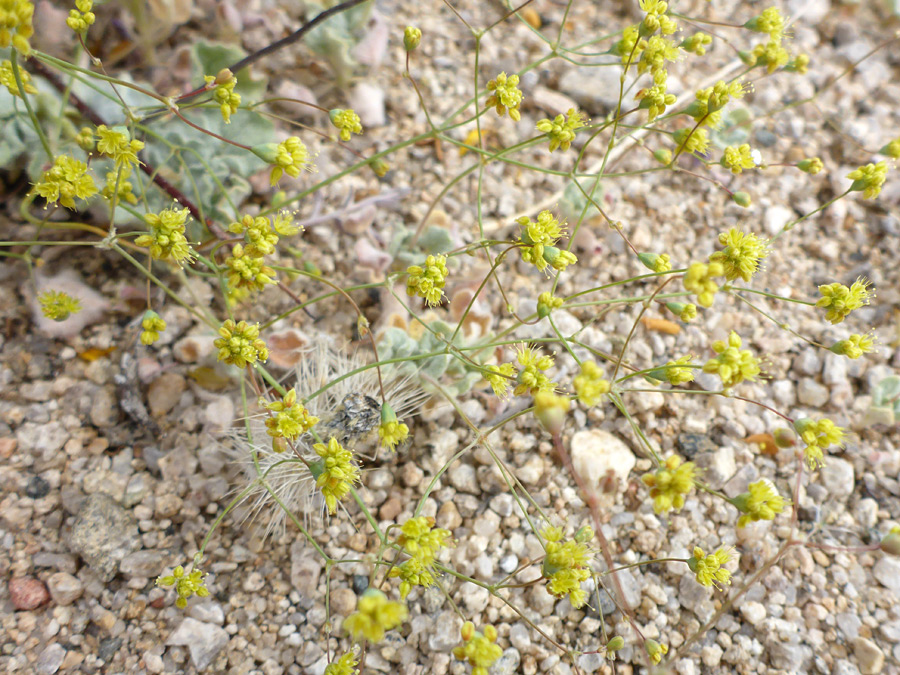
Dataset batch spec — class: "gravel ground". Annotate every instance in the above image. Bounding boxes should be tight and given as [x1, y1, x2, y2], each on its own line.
[2, 0, 900, 674]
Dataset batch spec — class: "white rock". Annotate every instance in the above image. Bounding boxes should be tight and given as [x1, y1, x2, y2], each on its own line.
[872, 557, 900, 593]
[350, 82, 385, 127]
[740, 601, 767, 625]
[821, 458, 855, 500]
[853, 637, 885, 675]
[167, 618, 229, 670]
[570, 430, 635, 489]
[764, 205, 794, 236]
[797, 378, 830, 408]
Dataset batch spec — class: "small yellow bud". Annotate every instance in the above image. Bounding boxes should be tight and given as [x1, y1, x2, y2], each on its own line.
[404, 26, 422, 52]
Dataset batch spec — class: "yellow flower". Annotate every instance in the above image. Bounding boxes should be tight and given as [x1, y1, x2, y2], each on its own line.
[798, 157, 824, 174]
[829, 332, 876, 360]
[749, 38, 790, 74]
[205, 69, 240, 123]
[536, 108, 587, 152]
[638, 252, 671, 273]
[313, 437, 359, 514]
[703, 331, 761, 387]
[514, 345, 555, 396]
[66, 0, 95, 33]
[324, 649, 359, 675]
[406, 254, 448, 306]
[343, 589, 407, 643]
[214, 319, 268, 368]
[541, 526, 593, 608]
[688, 547, 732, 590]
[38, 290, 81, 321]
[794, 417, 844, 470]
[639, 0, 677, 36]
[377, 402, 409, 451]
[534, 391, 570, 434]
[721, 144, 757, 174]
[732, 479, 789, 528]
[847, 161, 888, 199]
[223, 243, 276, 293]
[265, 388, 318, 443]
[816, 277, 875, 324]
[648, 355, 695, 386]
[330, 108, 363, 141]
[537, 291, 564, 318]
[140, 310, 166, 345]
[32, 155, 98, 210]
[0, 58, 35, 96]
[637, 77, 677, 121]
[135, 207, 194, 265]
[403, 26, 421, 52]
[229, 214, 279, 257]
[673, 127, 709, 155]
[709, 227, 768, 282]
[485, 72, 523, 121]
[0, 0, 35, 55]
[156, 564, 210, 610]
[683, 261, 724, 307]
[453, 622, 503, 675]
[641, 455, 695, 514]
[745, 7, 787, 40]
[255, 137, 315, 185]
[666, 302, 697, 322]
[573, 360, 610, 407]
[638, 35, 680, 77]
[101, 166, 139, 206]
[96, 125, 144, 168]
[881, 137, 900, 159]
[645, 639, 668, 665]
[485, 363, 516, 398]
[681, 32, 712, 55]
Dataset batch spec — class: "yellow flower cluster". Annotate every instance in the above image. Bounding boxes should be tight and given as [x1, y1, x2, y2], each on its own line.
[743, 7, 793, 74]
[313, 437, 360, 514]
[666, 301, 697, 322]
[794, 417, 844, 470]
[681, 32, 712, 55]
[324, 649, 359, 675]
[637, 72, 677, 121]
[96, 125, 144, 168]
[156, 564, 210, 609]
[205, 70, 241, 124]
[406, 254, 449, 306]
[265, 388, 318, 445]
[517, 210, 576, 274]
[0, 58, 35, 96]
[702, 331, 761, 388]
[642, 455, 695, 514]
[224, 243, 276, 294]
[683, 261, 724, 307]
[66, 0, 94, 33]
[816, 277, 875, 324]
[688, 79, 748, 128]
[377, 402, 409, 451]
[536, 108, 587, 152]
[389, 516, 451, 598]
[38, 290, 81, 321]
[829, 332, 876, 360]
[0, 0, 34, 55]
[709, 227, 768, 282]
[688, 546, 732, 590]
[639, 0, 677, 36]
[638, 252, 671, 273]
[537, 291, 564, 318]
[847, 161, 888, 200]
[514, 345, 556, 396]
[32, 155, 98, 210]
[330, 108, 363, 141]
[485, 72, 523, 121]
[453, 622, 503, 675]
[214, 319, 268, 368]
[673, 127, 709, 155]
[102, 166, 139, 206]
[649, 355, 695, 386]
[485, 362, 516, 398]
[256, 136, 314, 185]
[541, 525, 593, 608]
[721, 144, 757, 174]
[343, 589, 407, 643]
[732, 479, 789, 528]
[140, 310, 166, 345]
[573, 360, 610, 407]
[136, 207, 194, 265]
